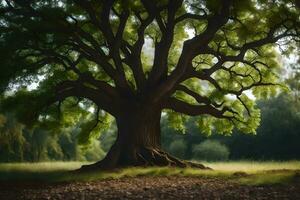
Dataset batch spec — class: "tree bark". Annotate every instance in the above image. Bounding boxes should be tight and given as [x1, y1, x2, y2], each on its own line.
[78, 104, 209, 171]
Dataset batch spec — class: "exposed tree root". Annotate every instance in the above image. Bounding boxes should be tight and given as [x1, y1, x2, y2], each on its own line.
[75, 147, 211, 173]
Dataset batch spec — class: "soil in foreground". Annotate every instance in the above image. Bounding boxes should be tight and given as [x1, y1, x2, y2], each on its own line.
[0, 176, 300, 200]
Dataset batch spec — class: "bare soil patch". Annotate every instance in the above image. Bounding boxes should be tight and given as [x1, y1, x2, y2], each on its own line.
[0, 176, 300, 200]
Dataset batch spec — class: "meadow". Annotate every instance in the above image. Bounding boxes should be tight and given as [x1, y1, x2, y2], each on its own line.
[0, 161, 299, 186]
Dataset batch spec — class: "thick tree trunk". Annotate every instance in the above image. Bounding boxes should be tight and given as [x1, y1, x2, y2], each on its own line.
[79, 105, 209, 171]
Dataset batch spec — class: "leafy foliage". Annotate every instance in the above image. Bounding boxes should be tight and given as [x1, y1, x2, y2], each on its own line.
[192, 140, 230, 161]
[0, 113, 107, 162]
[0, 0, 299, 147]
[168, 139, 187, 158]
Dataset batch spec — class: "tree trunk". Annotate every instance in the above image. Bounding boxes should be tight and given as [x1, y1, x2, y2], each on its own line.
[79, 104, 209, 171]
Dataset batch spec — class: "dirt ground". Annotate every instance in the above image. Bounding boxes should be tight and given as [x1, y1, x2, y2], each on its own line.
[0, 176, 300, 200]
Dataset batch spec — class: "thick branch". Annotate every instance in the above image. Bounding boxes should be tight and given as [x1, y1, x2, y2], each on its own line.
[176, 85, 210, 105]
[53, 80, 119, 115]
[149, 0, 232, 103]
[148, 0, 183, 85]
[175, 13, 207, 24]
[165, 97, 234, 118]
[73, 0, 130, 90]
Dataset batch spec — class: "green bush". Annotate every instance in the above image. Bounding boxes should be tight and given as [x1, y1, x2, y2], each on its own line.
[192, 140, 229, 161]
[81, 140, 106, 161]
[168, 140, 187, 158]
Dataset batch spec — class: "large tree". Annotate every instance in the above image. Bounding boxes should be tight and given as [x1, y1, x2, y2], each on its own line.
[0, 0, 299, 170]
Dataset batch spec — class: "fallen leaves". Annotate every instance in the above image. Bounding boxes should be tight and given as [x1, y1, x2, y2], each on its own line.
[0, 176, 299, 200]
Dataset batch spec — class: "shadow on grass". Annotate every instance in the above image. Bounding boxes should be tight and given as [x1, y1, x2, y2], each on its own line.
[0, 166, 232, 183]
[237, 170, 300, 186]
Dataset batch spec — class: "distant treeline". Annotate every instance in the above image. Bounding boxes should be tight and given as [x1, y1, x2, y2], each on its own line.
[0, 114, 106, 162]
[1, 64, 299, 163]
[1, 91, 300, 162]
[162, 93, 300, 161]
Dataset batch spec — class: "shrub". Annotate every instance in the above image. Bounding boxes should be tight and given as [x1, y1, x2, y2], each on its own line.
[192, 140, 230, 161]
[168, 139, 187, 158]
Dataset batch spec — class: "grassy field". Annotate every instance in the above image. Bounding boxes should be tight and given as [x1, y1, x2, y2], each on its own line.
[0, 161, 299, 186]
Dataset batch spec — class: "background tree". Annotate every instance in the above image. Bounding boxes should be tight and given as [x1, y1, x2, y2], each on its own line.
[0, 112, 106, 162]
[161, 68, 300, 161]
[227, 65, 300, 160]
[192, 140, 229, 161]
[0, 113, 26, 162]
[168, 139, 187, 159]
[228, 94, 300, 160]
[0, 0, 299, 170]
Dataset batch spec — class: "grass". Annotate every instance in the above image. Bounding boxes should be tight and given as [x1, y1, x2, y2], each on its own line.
[203, 161, 300, 172]
[238, 171, 298, 186]
[0, 161, 299, 186]
[0, 161, 85, 172]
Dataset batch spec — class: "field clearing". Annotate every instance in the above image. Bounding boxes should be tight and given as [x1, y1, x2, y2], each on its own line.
[204, 161, 300, 172]
[0, 161, 300, 200]
[0, 161, 87, 172]
[1, 161, 299, 172]
[0, 161, 299, 186]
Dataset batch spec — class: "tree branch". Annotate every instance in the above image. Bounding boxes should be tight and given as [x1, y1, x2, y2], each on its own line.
[148, 0, 183, 85]
[53, 80, 119, 115]
[149, 0, 233, 103]
[165, 97, 235, 119]
[175, 13, 207, 24]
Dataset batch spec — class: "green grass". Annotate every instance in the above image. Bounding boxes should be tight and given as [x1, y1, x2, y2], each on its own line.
[203, 161, 300, 172]
[238, 171, 298, 186]
[0, 161, 299, 186]
[0, 161, 85, 172]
